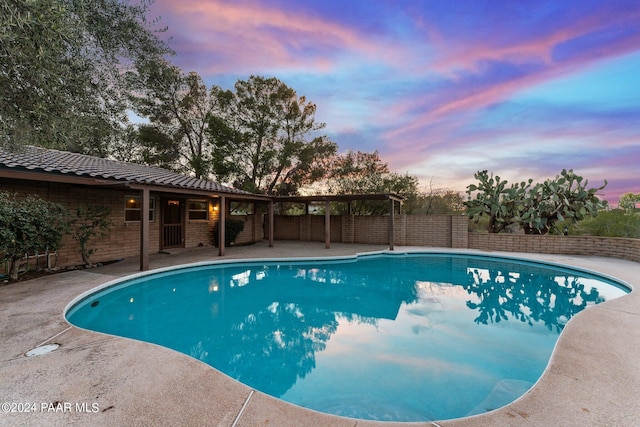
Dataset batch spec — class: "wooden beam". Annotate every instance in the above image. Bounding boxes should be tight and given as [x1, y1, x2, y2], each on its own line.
[268, 200, 274, 247]
[218, 195, 226, 256]
[389, 198, 395, 251]
[325, 200, 331, 249]
[140, 187, 150, 271]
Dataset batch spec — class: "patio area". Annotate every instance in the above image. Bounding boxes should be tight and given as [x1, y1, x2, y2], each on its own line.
[1, 241, 639, 426]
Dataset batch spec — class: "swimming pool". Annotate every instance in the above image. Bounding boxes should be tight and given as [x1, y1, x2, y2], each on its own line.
[66, 252, 629, 422]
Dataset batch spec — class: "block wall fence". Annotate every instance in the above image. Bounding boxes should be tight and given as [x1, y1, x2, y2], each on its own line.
[273, 214, 639, 264]
[1, 177, 638, 271]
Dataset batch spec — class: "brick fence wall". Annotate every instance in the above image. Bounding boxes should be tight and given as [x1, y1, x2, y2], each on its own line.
[274, 214, 469, 247]
[273, 214, 639, 263]
[468, 233, 640, 263]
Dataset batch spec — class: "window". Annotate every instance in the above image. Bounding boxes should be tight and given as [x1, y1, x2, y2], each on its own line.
[125, 196, 155, 222]
[188, 199, 208, 220]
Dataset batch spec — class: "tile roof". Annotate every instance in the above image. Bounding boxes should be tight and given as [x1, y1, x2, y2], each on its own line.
[0, 146, 251, 195]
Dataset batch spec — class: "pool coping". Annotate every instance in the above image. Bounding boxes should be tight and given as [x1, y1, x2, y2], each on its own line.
[1, 242, 639, 426]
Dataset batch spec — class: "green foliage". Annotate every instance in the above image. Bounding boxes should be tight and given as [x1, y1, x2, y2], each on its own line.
[0, 192, 70, 280]
[211, 219, 246, 247]
[1, 0, 170, 152]
[570, 209, 640, 238]
[465, 170, 531, 233]
[405, 181, 466, 215]
[209, 75, 337, 194]
[619, 193, 640, 212]
[128, 62, 218, 178]
[465, 169, 607, 234]
[70, 205, 113, 266]
[325, 150, 420, 215]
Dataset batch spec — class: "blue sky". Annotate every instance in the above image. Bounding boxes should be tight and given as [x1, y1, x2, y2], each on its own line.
[152, 0, 639, 203]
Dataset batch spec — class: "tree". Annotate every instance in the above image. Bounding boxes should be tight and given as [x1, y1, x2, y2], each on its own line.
[0, 192, 69, 281]
[209, 75, 337, 194]
[407, 180, 466, 215]
[1, 0, 170, 153]
[465, 169, 607, 234]
[619, 193, 640, 212]
[128, 62, 219, 178]
[111, 124, 180, 170]
[326, 150, 419, 215]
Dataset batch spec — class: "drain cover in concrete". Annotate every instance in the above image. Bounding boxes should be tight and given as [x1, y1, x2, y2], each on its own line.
[25, 343, 60, 357]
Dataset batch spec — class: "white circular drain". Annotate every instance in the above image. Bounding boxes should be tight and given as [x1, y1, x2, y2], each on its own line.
[25, 343, 60, 357]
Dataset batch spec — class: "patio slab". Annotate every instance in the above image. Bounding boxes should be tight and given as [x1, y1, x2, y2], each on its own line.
[1, 241, 639, 426]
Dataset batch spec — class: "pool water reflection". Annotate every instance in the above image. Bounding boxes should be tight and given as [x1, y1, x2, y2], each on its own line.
[67, 253, 628, 422]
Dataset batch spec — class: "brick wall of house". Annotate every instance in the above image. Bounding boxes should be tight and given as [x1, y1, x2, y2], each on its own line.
[0, 180, 156, 267]
[0, 180, 238, 270]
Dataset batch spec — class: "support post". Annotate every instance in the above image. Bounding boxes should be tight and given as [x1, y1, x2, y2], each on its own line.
[218, 195, 226, 256]
[389, 198, 395, 251]
[325, 200, 331, 249]
[140, 188, 150, 271]
[268, 200, 274, 247]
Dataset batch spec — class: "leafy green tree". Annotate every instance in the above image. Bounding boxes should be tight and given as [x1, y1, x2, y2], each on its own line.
[128, 62, 219, 178]
[0, 192, 70, 281]
[1, 0, 170, 152]
[326, 150, 419, 214]
[406, 180, 466, 214]
[619, 193, 640, 212]
[466, 169, 607, 234]
[111, 124, 180, 171]
[70, 205, 113, 266]
[209, 75, 337, 194]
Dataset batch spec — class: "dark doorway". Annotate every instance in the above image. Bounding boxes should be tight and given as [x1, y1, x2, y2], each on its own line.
[162, 198, 184, 249]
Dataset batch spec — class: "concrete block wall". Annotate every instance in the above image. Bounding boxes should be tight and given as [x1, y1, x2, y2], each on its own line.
[273, 215, 301, 240]
[353, 216, 389, 244]
[468, 233, 640, 263]
[403, 215, 452, 246]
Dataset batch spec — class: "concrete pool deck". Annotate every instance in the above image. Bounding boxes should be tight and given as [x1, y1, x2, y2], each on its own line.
[1, 241, 639, 427]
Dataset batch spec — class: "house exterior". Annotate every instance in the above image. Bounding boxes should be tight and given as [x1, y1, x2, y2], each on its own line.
[0, 146, 271, 271]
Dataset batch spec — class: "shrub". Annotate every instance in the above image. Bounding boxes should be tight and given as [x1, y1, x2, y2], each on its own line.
[570, 209, 640, 238]
[0, 192, 70, 280]
[211, 219, 245, 247]
[70, 205, 113, 266]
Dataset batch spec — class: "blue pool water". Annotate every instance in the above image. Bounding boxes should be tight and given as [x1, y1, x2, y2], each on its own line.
[66, 253, 629, 422]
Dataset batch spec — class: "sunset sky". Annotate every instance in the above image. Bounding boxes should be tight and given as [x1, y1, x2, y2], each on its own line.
[151, 0, 639, 203]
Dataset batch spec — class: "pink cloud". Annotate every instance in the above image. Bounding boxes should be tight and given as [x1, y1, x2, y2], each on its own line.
[155, 0, 398, 75]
